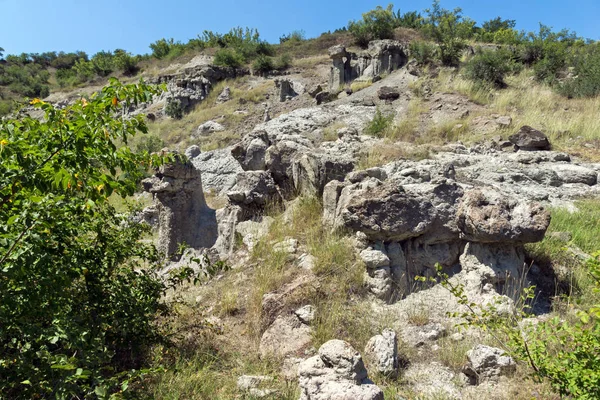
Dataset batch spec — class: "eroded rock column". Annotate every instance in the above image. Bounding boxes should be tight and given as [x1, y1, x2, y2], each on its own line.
[142, 155, 217, 259]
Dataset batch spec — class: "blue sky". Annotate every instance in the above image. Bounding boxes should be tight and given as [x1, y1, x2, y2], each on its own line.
[0, 0, 598, 56]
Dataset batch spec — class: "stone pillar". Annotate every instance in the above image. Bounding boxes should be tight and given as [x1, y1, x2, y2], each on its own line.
[142, 154, 217, 259]
[328, 45, 349, 91]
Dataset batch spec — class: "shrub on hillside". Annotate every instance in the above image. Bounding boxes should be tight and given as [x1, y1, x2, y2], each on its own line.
[213, 48, 244, 68]
[0, 81, 179, 398]
[149, 38, 174, 59]
[348, 4, 397, 47]
[560, 43, 600, 98]
[365, 108, 393, 137]
[252, 54, 274, 75]
[421, 0, 475, 66]
[113, 49, 138, 75]
[274, 54, 292, 70]
[164, 98, 184, 119]
[464, 49, 514, 87]
[410, 41, 437, 65]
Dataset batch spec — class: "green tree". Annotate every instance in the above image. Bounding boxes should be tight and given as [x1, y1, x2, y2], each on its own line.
[0, 46, 4, 59]
[0, 79, 175, 398]
[422, 0, 475, 65]
[348, 4, 397, 47]
[149, 38, 174, 59]
[482, 17, 516, 33]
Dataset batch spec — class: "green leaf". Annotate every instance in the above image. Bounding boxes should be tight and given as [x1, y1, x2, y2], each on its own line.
[20, 380, 31, 385]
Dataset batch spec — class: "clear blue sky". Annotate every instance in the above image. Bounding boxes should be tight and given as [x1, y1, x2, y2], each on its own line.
[0, 0, 598, 56]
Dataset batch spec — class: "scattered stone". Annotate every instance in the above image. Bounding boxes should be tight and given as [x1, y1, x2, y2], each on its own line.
[217, 86, 231, 103]
[364, 329, 399, 376]
[298, 253, 316, 270]
[509, 126, 551, 151]
[298, 340, 384, 400]
[295, 305, 316, 324]
[404, 362, 462, 399]
[273, 238, 299, 254]
[402, 323, 447, 347]
[463, 345, 516, 384]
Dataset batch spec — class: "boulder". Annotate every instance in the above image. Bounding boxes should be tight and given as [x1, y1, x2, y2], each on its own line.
[402, 323, 447, 348]
[463, 345, 516, 384]
[196, 120, 225, 136]
[509, 126, 551, 151]
[231, 131, 270, 171]
[189, 147, 243, 194]
[456, 188, 550, 243]
[360, 249, 390, 269]
[364, 329, 399, 376]
[292, 151, 355, 196]
[377, 86, 400, 101]
[259, 314, 312, 358]
[298, 340, 384, 400]
[275, 78, 298, 102]
[237, 375, 276, 398]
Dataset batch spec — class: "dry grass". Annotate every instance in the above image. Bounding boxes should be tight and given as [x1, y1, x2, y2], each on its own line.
[351, 79, 373, 93]
[357, 140, 431, 170]
[433, 68, 600, 159]
[147, 76, 271, 151]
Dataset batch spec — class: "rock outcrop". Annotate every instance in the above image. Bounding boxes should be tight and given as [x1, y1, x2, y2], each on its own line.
[328, 40, 408, 91]
[298, 340, 384, 400]
[463, 345, 516, 384]
[142, 155, 217, 259]
[364, 329, 399, 376]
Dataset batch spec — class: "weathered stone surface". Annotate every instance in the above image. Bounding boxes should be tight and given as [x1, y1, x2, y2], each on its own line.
[404, 362, 462, 399]
[295, 305, 316, 325]
[364, 329, 398, 376]
[292, 152, 355, 196]
[298, 340, 384, 400]
[360, 249, 390, 269]
[188, 147, 243, 194]
[227, 171, 281, 209]
[464, 345, 516, 384]
[509, 126, 551, 151]
[550, 164, 598, 185]
[456, 189, 550, 243]
[275, 78, 298, 101]
[365, 267, 393, 300]
[259, 314, 312, 358]
[231, 131, 270, 171]
[142, 156, 217, 258]
[402, 323, 447, 347]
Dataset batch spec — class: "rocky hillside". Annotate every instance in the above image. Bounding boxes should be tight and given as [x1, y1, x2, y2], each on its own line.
[132, 36, 599, 399]
[3, 3, 600, 399]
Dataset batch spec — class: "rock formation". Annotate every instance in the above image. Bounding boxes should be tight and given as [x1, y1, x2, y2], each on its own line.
[328, 40, 408, 91]
[142, 154, 217, 259]
[298, 340, 384, 400]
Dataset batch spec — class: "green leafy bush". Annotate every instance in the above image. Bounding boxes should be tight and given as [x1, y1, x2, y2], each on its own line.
[410, 41, 437, 65]
[348, 4, 397, 47]
[422, 0, 475, 66]
[164, 98, 184, 119]
[113, 49, 138, 75]
[274, 54, 292, 70]
[464, 49, 514, 87]
[149, 38, 174, 59]
[213, 48, 244, 68]
[560, 44, 600, 98]
[0, 80, 175, 398]
[365, 108, 393, 137]
[252, 54, 274, 75]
